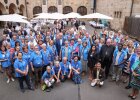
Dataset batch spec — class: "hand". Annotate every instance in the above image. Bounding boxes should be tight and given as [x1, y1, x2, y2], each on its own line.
[68, 74, 71, 79]
[76, 71, 80, 74]
[31, 67, 34, 72]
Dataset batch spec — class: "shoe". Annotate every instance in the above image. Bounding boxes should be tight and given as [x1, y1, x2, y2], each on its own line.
[131, 96, 137, 99]
[28, 87, 34, 91]
[125, 86, 131, 89]
[11, 78, 15, 82]
[7, 79, 10, 84]
[46, 88, 51, 92]
[21, 89, 25, 93]
[128, 94, 133, 98]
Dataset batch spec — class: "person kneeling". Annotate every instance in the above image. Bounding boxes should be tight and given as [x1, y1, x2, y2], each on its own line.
[91, 62, 105, 87]
[41, 66, 59, 92]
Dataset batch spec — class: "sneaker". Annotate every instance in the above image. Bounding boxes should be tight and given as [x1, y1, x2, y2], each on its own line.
[7, 79, 10, 84]
[11, 78, 15, 82]
[125, 86, 131, 89]
[46, 87, 51, 92]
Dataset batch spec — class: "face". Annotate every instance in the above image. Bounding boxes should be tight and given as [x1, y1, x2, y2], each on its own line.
[16, 46, 20, 51]
[1, 46, 5, 51]
[136, 47, 140, 54]
[92, 46, 96, 51]
[96, 63, 101, 69]
[47, 68, 51, 73]
[83, 42, 87, 47]
[106, 39, 111, 46]
[65, 41, 69, 47]
[74, 56, 78, 61]
[49, 40, 54, 46]
[18, 53, 22, 59]
[118, 44, 123, 51]
[63, 58, 67, 63]
[24, 47, 28, 53]
[35, 46, 39, 51]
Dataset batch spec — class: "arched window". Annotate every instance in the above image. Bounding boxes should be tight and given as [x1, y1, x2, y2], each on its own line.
[33, 6, 42, 15]
[9, 3, 17, 14]
[63, 6, 73, 14]
[48, 6, 57, 13]
[58, 0, 62, 5]
[77, 6, 87, 15]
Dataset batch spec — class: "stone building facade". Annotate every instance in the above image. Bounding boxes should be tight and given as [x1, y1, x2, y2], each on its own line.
[0, 0, 140, 30]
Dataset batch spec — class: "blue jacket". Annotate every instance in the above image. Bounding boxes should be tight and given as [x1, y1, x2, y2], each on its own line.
[113, 50, 127, 68]
[80, 46, 89, 61]
[30, 51, 43, 67]
[129, 53, 139, 69]
[61, 46, 72, 61]
[52, 65, 61, 74]
[0, 51, 11, 68]
[22, 52, 31, 64]
[40, 49, 51, 66]
[14, 59, 27, 77]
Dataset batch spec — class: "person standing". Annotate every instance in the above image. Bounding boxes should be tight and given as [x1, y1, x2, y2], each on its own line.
[30, 45, 43, 88]
[14, 52, 34, 93]
[100, 39, 115, 79]
[87, 45, 99, 80]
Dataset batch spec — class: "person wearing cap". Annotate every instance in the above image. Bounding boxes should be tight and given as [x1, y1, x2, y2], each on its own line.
[14, 52, 34, 93]
[41, 66, 57, 92]
[60, 40, 72, 62]
[30, 45, 43, 88]
[40, 43, 52, 74]
[52, 61, 61, 82]
[60, 57, 72, 82]
[91, 61, 105, 87]
[71, 56, 82, 84]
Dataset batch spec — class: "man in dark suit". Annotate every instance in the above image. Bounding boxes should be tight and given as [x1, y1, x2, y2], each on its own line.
[100, 39, 115, 79]
[91, 61, 105, 87]
[55, 33, 65, 57]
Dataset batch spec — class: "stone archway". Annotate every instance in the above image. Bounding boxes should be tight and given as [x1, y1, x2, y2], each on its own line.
[48, 6, 57, 13]
[9, 3, 17, 14]
[33, 6, 42, 15]
[19, 4, 25, 16]
[63, 6, 73, 14]
[0, 2, 7, 27]
[77, 6, 87, 15]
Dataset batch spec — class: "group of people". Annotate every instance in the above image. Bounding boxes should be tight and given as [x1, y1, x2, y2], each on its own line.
[0, 19, 140, 99]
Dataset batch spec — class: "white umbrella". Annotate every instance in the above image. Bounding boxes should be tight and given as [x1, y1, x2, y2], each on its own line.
[0, 15, 29, 24]
[135, 15, 140, 18]
[63, 12, 81, 18]
[50, 13, 64, 19]
[12, 14, 27, 19]
[80, 13, 113, 20]
[34, 13, 52, 19]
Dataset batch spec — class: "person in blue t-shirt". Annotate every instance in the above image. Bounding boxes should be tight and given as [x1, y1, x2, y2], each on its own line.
[30, 45, 43, 89]
[52, 61, 61, 83]
[0, 45, 14, 83]
[60, 57, 72, 82]
[14, 52, 34, 93]
[41, 66, 59, 92]
[71, 55, 82, 84]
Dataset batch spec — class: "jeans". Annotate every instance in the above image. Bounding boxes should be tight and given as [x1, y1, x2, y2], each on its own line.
[18, 75, 31, 90]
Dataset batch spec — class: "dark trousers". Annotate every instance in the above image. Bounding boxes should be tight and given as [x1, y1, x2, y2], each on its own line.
[34, 67, 42, 86]
[101, 60, 112, 78]
[18, 75, 31, 90]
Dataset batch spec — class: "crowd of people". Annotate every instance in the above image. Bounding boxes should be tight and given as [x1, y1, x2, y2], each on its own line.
[0, 19, 140, 99]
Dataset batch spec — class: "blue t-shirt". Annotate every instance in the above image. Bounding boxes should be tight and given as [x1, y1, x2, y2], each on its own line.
[14, 59, 27, 77]
[42, 70, 54, 80]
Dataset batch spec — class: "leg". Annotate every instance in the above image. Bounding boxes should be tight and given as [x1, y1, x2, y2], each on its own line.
[105, 61, 112, 79]
[24, 75, 31, 89]
[34, 68, 39, 88]
[18, 77, 25, 92]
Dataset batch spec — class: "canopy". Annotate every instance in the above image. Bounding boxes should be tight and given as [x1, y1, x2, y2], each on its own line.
[50, 13, 64, 19]
[0, 14, 29, 24]
[80, 13, 113, 20]
[135, 15, 140, 18]
[63, 12, 81, 18]
[34, 13, 52, 19]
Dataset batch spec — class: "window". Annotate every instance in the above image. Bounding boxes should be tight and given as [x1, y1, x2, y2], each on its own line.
[58, 0, 62, 5]
[114, 11, 122, 18]
[4, 0, 8, 4]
